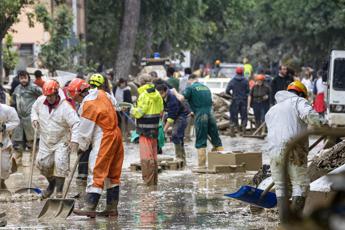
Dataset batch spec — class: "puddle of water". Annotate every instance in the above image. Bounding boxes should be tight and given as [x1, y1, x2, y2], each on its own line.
[2, 136, 279, 229]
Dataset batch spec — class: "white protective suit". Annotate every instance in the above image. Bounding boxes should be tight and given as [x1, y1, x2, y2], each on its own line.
[31, 89, 79, 178]
[0, 104, 20, 179]
[265, 90, 320, 197]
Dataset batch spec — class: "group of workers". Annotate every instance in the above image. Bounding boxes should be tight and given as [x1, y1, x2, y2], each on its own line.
[0, 61, 324, 221]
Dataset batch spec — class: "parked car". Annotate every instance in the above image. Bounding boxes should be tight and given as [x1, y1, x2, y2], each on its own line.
[198, 77, 230, 94]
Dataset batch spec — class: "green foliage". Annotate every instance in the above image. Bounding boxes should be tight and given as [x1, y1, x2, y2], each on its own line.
[36, 4, 85, 75]
[3, 34, 19, 76]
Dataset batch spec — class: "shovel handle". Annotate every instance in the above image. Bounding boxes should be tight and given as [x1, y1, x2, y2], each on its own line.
[260, 182, 275, 198]
[28, 127, 38, 189]
[62, 153, 82, 199]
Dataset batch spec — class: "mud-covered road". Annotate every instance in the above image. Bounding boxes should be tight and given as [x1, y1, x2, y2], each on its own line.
[1, 136, 280, 229]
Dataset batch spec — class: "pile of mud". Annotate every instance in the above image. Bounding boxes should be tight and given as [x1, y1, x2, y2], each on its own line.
[308, 140, 345, 180]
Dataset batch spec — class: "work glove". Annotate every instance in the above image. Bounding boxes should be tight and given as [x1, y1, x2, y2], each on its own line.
[32, 120, 39, 129]
[307, 112, 322, 127]
[68, 142, 79, 154]
[0, 123, 6, 133]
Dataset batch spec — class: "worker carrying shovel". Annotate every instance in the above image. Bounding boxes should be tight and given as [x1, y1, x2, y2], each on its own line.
[173, 74, 224, 169]
[265, 81, 322, 221]
[31, 80, 80, 199]
[67, 78, 124, 218]
[0, 104, 20, 190]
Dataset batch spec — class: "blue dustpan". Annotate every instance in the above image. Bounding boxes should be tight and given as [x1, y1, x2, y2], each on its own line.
[225, 185, 277, 208]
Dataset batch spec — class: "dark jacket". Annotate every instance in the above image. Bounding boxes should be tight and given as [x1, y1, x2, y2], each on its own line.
[226, 75, 249, 100]
[164, 90, 188, 122]
[270, 74, 293, 104]
[250, 84, 271, 103]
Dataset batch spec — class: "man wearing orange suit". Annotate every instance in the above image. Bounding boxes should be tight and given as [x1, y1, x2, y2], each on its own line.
[67, 78, 124, 218]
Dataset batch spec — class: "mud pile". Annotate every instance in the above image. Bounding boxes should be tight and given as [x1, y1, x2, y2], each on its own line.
[308, 140, 345, 180]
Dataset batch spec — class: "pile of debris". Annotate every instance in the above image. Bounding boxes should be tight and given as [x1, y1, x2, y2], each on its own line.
[212, 93, 256, 135]
[213, 93, 231, 134]
[308, 140, 345, 181]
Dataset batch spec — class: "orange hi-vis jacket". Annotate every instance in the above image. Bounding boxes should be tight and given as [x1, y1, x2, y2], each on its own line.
[78, 89, 124, 194]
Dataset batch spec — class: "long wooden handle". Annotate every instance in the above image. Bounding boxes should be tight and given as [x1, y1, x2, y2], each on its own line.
[253, 122, 266, 136]
[260, 182, 275, 198]
[62, 153, 82, 199]
[28, 127, 38, 188]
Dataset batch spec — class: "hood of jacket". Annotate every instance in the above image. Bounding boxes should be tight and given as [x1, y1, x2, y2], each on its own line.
[138, 83, 162, 102]
[234, 74, 245, 81]
[275, 90, 298, 103]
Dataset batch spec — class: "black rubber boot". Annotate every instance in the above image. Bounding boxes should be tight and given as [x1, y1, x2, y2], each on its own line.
[41, 177, 56, 199]
[55, 177, 65, 198]
[98, 186, 120, 217]
[291, 196, 305, 218]
[73, 193, 101, 218]
[0, 179, 7, 190]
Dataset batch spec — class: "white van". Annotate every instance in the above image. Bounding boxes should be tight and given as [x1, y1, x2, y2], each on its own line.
[325, 50, 345, 126]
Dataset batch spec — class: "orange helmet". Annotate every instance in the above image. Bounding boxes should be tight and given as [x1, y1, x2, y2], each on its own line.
[255, 74, 265, 81]
[215, 60, 221, 65]
[43, 80, 60, 96]
[67, 78, 90, 99]
[287, 81, 308, 98]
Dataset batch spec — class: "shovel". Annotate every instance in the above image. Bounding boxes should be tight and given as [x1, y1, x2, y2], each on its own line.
[0, 130, 12, 197]
[38, 152, 81, 220]
[14, 127, 42, 194]
[225, 183, 276, 208]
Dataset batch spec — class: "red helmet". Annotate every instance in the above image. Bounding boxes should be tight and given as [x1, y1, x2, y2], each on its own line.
[255, 74, 265, 81]
[236, 67, 244, 75]
[67, 78, 90, 99]
[43, 80, 60, 96]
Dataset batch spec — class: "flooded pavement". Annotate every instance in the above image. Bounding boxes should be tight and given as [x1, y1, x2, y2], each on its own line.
[1, 136, 280, 229]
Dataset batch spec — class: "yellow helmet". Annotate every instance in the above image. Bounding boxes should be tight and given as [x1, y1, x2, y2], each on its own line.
[287, 81, 308, 98]
[89, 73, 105, 87]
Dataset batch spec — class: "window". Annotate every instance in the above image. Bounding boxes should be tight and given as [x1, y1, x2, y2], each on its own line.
[333, 58, 345, 90]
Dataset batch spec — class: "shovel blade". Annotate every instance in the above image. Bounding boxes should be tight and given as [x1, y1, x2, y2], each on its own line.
[225, 185, 277, 208]
[14, 187, 42, 194]
[38, 198, 75, 220]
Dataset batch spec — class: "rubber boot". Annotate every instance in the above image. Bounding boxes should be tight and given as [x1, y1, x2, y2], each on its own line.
[291, 196, 305, 218]
[229, 125, 236, 137]
[98, 186, 120, 217]
[175, 144, 186, 166]
[0, 179, 7, 190]
[241, 126, 246, 136]
[73, 193, 101, 218]
[55, 177, 65, 198]
[197, 148, 206, 168]
[41, 177, 56, 199]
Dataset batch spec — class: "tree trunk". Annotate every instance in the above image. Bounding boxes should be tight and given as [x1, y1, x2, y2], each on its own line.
[113, 0, 141, 81]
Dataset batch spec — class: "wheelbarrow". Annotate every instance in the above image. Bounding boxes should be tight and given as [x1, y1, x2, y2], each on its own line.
[38, 152, 81, 220]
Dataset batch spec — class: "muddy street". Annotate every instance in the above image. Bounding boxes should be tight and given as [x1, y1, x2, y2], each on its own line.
[1, 136, 279, 229]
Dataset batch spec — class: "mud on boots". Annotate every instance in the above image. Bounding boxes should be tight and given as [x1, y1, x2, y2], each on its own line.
[67, 78, 124, 217]
[131, 74, 163, 186]
[97, 186, 120, 217]
[156, 84, 188, 166]
[171, 74, 224, 169]
[265, 81, 323, 221]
